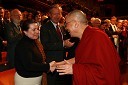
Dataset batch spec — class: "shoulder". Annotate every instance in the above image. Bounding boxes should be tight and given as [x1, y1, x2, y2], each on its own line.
[5, 22, 15, 28]
[85, 26, 108, 39]
[16, 38, 27, 48]
[41, 21, 54, 31]
[16, 37, 32, 49]
[42, 21, 54, 28]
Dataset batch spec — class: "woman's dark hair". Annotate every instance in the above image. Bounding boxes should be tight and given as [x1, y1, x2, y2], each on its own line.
[21, 20, 36, 31]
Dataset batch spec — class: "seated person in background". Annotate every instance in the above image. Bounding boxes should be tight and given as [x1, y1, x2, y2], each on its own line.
[14, 20, 56, 85]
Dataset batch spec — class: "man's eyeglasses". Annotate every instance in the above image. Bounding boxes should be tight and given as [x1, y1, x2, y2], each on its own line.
[64, 20, 74, 27]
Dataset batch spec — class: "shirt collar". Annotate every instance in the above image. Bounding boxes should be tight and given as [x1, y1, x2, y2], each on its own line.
[50, 20, 59, 28]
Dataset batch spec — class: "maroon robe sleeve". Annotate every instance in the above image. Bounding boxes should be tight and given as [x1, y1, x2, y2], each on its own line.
[73, 26, 121, 85]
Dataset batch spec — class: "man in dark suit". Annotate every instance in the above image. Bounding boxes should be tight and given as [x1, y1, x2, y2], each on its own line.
[0, 7, 7, 61]
[109, 16, 119, 51]
[40, 4, 74, 85]
[5, 9, 22, 68]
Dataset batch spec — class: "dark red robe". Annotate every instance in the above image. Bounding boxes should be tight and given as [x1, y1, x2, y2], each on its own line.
[73, 26, 121, 85]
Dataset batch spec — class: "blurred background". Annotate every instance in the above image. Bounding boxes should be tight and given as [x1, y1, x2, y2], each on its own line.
[0, 0, 128, 19]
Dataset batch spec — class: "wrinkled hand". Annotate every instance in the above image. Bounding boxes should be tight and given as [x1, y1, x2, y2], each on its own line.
[56, 60, 69, 66]
[56, 63, 73, 75]
[56, 58, 75, 66]
[64, 39, 74, 48]
[49, 61, 56, 72]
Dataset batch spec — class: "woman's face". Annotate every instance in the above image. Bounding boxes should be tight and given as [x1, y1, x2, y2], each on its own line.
[24, 23, 39, 39]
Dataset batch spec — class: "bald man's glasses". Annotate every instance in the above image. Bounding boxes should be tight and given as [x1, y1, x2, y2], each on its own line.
[64, 20, 74, 27]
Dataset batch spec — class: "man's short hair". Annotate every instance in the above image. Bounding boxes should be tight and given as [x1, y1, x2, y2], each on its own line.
[49, 4, 62, 13]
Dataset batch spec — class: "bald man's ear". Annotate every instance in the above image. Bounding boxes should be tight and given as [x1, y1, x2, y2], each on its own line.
[74, 21, 79, 28]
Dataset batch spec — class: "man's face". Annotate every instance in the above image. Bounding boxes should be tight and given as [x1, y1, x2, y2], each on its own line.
[111, 18, 117, 25]
[0, 9, 4, 19]
[11, 10, 22, 24]
[49, 8, 62, 24]
[65, 17, 77, 37]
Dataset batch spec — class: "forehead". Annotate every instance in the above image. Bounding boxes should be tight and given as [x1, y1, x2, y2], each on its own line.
[65, 16, 73, 22]
[51, 8, 61, 14]
[11, 10, 21, 15]
[111, 18, 117, 21]
[29, 23, 38, 27]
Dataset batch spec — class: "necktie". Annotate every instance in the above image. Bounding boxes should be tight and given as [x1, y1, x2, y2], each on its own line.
[34, 39, 47, 85]
[56, 25, 62, 39]
[113, 25, 117, 31]
[18, 25, 21, 31]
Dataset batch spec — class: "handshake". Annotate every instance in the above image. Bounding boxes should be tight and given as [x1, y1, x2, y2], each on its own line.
[49, 59, 74, 75]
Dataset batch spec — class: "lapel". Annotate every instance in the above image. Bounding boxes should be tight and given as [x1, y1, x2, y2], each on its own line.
[49, 21, 62, 40]
[110, 24, 117, 32]
[10, 22, 21, 34]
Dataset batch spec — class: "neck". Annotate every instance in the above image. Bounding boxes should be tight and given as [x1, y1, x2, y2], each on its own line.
[13, 22, 20, 26]
[79, 25, 88, 39]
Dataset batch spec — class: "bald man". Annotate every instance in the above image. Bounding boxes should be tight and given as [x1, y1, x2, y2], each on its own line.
[56, 10, 121, 85]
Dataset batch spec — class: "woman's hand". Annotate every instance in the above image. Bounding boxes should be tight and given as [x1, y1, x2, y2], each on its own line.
[49, 61, 56, 72]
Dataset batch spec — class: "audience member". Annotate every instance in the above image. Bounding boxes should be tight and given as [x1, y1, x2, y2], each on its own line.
[5, 9, 23, 68]
[22, 11, 28, 21]
[0, 7, 7, 52]
[119, 20, 128, 63]
[4, 10, 11, 23]
[27, 12, 34, 21]
[109, 16, 119, 50]
[91, 18, 101, 28]
[34, 11, 42, 28]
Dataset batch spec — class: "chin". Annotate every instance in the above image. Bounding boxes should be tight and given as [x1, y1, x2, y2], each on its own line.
[35, 37, 39, 39]
[32, 37, 38, 39]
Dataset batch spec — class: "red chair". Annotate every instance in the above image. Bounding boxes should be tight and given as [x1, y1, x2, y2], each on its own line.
[0, 68, 15, 85]
[0, 52, 7, 65]
[1, 52, 7, 61]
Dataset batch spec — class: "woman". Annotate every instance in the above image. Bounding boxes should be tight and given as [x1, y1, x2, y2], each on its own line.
[14, 20, 55, 85]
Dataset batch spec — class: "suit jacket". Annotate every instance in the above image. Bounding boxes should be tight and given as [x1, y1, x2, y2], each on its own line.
[40, 21, 65, 63]
[0, 20, 7, 40]
[109, 25, 119, 45]
[0, 20, 7, 51]
[5, 21, 22, 67]
[40, 20, 69, 85]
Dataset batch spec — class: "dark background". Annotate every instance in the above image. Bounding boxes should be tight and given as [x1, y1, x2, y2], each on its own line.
[0, 0, 128, 17]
